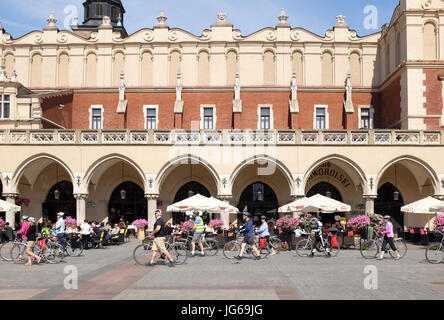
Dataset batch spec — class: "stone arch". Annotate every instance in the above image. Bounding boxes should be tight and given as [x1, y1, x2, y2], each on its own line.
[30, 52, 43, 87]
[423, 20, 438, 60]
[263, 50, 276, 85]
[168, 50, 182, 86]
[140, 50, 153, 86]
[321, 50, 334, 86]
[226, 50, 238, 85]
[291, 50, 304, 85]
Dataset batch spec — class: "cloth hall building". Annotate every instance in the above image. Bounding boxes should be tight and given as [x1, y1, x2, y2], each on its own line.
[1, 0, 444, 232]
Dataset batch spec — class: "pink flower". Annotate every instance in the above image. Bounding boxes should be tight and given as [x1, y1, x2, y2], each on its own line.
[210, 219, 224, 229]
[181, 220, 195, 233]
[276, 215, 300, 233]
[0, 218, 5, 228]
[434, 216, 444, 228]
[347, 215, 370, 230]
[132, 219, 148, 229]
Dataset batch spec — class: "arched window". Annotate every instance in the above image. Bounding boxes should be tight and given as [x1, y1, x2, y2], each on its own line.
[423, 22, 437, 60]
[113, 52, 125, 87]
[86, 53, 97, 87]
[263, 51, 276, 85]
[197, 51, 210, 86]
[30, 53, 42, 87]
[108, 182, 146, 224]
[321, 51, 333, 86]
[226, 51, 237, 86]
[4, 53, 14, 79]
[140, 51, 153, 87]
[169, 51, 181, 86]
[58, 53, 70, 87]
[292, 51, 303, 85]
[349, 52, 361, 86]
[43, 181, 75, 223]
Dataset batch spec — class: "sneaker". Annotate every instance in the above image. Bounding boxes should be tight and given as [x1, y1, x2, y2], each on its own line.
[255, 256, 261, 261]
[168, 260, 176, 267]
[327, 252, 331, 257]
[191, 252, 195, 257]
[310, 252, 315, 257]
[270, 252, 276, 256]
[234, 255, 242, 260]
[395, 256, 401, 261]
[144, 262, 155, 267]
[201, 251, 205, 256]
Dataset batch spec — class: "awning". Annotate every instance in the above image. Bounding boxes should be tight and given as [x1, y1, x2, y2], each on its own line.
[401, 197, 444, 214]
[167, 194, 239, 214]
[278, 194, 351, 213]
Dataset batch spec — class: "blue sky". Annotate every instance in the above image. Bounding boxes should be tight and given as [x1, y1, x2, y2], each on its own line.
[0, 0, 399, 38]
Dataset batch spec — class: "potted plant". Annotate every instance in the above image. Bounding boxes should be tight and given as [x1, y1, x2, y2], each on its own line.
[15, 198, 30, 206]
[0, 218, 5, 230]
[276, 215, 299, 251]
[180, 220, 195, 235]
[132, 219, 148, 240]
[210, 219, 224, 230]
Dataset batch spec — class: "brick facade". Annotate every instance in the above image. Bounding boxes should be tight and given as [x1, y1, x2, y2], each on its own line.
[423, 69, 443, 129]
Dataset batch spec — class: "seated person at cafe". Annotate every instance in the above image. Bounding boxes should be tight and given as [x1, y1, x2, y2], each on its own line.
[106, 224, 120, 241]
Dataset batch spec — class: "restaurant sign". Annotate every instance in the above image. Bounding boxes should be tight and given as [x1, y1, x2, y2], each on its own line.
[307, 162, 352, 188]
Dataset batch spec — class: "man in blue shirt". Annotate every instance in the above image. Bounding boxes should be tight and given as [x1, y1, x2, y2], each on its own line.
[235, 212, 260, 260]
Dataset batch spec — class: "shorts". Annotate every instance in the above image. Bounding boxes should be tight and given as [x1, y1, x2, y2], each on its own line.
[243, 236, 255, 246]
[192, 233, 204, 243]
[26, 241, 35, 249]
[152, 237, 166, 252]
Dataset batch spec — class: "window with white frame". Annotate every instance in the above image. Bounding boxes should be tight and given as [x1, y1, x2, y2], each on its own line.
[89, 105, 103, 129]
[200, 105, 216, 129]
[0, 94, 10, 119]
[144, 105, 159, 130]
[258, 105, 273, 129]
[359, 106, 374, 129]
[314, 105, 329, 129]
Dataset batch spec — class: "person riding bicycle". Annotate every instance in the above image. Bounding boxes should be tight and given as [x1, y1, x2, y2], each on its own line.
[257, 216, 276, 256]
[311, 216, 331, 257]
[191, 211, 205, 257]
[377, 215, 401, 261]
[235, 212, 261, 261]
[55, 212, 66, 252]
[146, 209, 175, 267]
[17, 216, 30, 241]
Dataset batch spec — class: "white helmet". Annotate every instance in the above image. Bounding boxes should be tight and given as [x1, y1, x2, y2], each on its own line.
[29, 217, 37, 223]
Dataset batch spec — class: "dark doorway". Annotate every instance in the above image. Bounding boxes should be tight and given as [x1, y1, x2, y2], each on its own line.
[238, 182, 279, 226]
[108, 182, 146, 225]
[307, 182, 344, 225]
[375, 183, 404, 234]
[172, 181, 211, 224]
[42, 181, 76, 224]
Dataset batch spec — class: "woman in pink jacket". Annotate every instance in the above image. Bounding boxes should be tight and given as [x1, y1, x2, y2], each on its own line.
[16, 216, 30, 241]
[378, 215, 401, 260]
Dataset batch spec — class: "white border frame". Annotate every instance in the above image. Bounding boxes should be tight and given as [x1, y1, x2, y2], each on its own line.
[89, 105, 104, 129]
[200, 104, 216, 130]
[257, 104, 274, 130]
[314, 105, 329, 129]
[143, 105, 159, 130]
[358, 105, 374, 129]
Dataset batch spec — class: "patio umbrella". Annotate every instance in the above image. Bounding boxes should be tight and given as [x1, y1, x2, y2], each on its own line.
[299, 194, 351, 213]
[0, 200, 21, 212]
[208, 197, 239, 214]
[277, 197, 310, 213]
[401, 196, 444, 229]
[167, 194, 218, 213]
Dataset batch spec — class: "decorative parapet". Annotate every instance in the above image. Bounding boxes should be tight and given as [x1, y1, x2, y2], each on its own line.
[0, 129, 442, 146]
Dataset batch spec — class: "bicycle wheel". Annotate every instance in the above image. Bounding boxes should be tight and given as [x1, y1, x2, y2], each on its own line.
[259, 244, 270, 258]
[295, 239, 312, 257]
[133, 242, 153, 265]
[425, 244, 444, 264]
[360, 239, 379, 259]
[65, 240, 84, 257]
[269, 237, 282, 254]
[204, 239, 219, 256]
[44, 242, 65, 264]
[389, 238, 407, 259]
[326, 242, 340, 257]
[223, 241, 241, 259]
[10, 243, 28, 264]
[0, 241, 15, 262]
[170, 243, 188, 265]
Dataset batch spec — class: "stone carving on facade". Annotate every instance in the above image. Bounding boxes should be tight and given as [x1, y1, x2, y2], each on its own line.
[11, 70, 17, 82]
[290, 30, 301, 41]
[2, 33, 13, 44]
[217, 13, 227, 22]
[112, 31, 123, 42]
[335, 15, 347, 27]
[324, 30, 334, 41]
[289, 72, 299, 113]
[116, 72, 128, 114]
[422, 0, 433, 9]
[201, 29, 211, 40]
[155, 10, 168, 28]
[343, 72, 354, 113]
[174, 72, 184, 113]
[72, 15, 78, 27]
[57, 32, 68, 43]
[89, 32, 99, 42]
[46, 13, 57, 28]
[34, 33, 43, 44]
[0, 65, 6, 81]
[233, 72, 242, 113]
[233, 30, 243, 40]
[102, 16, 111, 26]
[349, 30, 358, 40]
[143, 30, 154, 42]
[266, 30, 277, 41]
[278, 8, 289, 24]
[168, 30, 179, 41]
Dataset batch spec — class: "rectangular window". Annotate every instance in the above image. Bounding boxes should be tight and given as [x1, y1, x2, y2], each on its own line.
[146, 108, 157, 130]
[316, 107, 326, 129]
[203, 108, 214, 129]
[359, 107, 374, 129]
[91, 108, 102, 129]
[260, 107, 270, 129]
[111, 7, 117, 20]
[0, 95, 10, 119]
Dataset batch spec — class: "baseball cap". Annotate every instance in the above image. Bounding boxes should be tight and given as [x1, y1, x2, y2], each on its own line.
[261, 215, 267, 220]
[243, 212, 251, 217]
[56, 212, 64, 217]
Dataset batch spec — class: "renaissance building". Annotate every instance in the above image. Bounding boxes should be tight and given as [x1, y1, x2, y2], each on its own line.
[1, 0, 444, 232]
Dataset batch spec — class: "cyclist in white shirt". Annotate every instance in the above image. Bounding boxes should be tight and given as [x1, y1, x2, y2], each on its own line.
[311, 216, 331, 257]
[81, 220, 92, 250]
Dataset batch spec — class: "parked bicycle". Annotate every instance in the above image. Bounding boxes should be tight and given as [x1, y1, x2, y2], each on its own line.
[223, 231, 270, 259]
[295, 230, 340, 257]
[268, 235, 282, 253]
[133, 236, 188, 266]
[10, 237, 64, 264]
[360, 230, 407, 259]
[425, 228, 444, 264]
[64, 234, 84, 257]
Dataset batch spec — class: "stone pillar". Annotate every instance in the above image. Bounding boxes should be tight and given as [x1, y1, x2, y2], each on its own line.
[218, 196, 232, 229]
[74, 194, 88, 223]
[364, 196, 376, 215]
[4, 193, 18, 227]
[145, 194, 159, 231]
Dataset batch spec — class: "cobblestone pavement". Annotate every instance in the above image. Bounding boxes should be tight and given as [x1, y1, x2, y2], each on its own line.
[0, 241, 443, 300]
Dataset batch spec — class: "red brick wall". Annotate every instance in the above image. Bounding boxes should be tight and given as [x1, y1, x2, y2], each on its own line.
[42, 90, 376, 130]
[423, 69, 443, 129]
[41, 94, 73, 129]
[376, 76, 401, 129]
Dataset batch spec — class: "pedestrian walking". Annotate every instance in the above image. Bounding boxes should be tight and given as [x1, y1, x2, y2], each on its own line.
[311, 216, 330, 257]
[235, 212, 261, 260]
[146, 209, 175, 267]
[191, 211, 205, 257]
[55, 212, 66, 252]
[24, 217, 41, 266]
[257, 216, 276, 256]
[377, 215, 401, 260]
[16, 216, 30, 241]
[81, 220, 91, 250]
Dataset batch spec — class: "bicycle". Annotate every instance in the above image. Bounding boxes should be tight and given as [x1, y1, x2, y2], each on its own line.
[223, 232, 270, 259]
[133, 236, 188, 266]
[64, 233, 84, 257]
[295, 231, 340, 257]
[360, 230, 407, 259]
[425, 229, 444, 264]
[269, 235, 282, 253]
[10, 237, 64, 264]
[178, 233, 219, 256]
[0, 232, 21, 262]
